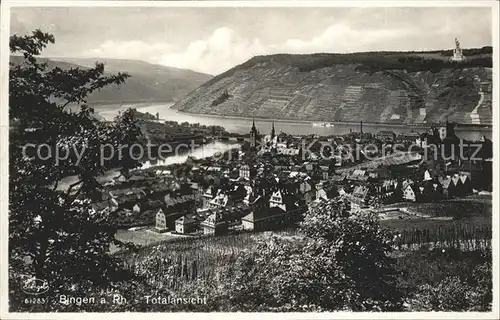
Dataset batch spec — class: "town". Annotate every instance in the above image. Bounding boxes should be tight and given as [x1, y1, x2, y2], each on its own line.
[6, 5, 495, 314]
[91, 117, 492, 244]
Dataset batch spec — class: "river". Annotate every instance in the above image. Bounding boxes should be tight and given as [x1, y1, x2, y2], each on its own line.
[58, 102, 491, 191]
[57, 141, 239, 191]
[97, 102, 492, 141]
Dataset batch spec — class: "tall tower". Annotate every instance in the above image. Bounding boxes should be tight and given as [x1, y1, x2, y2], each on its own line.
[271, 121, 275, 140]
[446, 121, 457, 139]
[250, 119, 259, 148]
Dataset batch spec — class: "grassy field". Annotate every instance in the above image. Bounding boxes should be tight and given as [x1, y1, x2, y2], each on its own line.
[380, 195, 491, 244]
[380, 195, 492, 252]
[381, 215, 490, 230]
[384, 195, 491, 218]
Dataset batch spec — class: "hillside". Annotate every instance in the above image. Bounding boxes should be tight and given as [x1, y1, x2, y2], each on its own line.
[173, 48, 493, 125]
[10, 56, 212, 104]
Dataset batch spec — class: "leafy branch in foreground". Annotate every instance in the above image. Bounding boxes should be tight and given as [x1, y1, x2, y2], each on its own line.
[9, 29, 143, 307]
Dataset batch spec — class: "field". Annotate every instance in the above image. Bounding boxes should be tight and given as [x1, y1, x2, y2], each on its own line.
[111, 228, 179, 252]
[381, 195, 492, 251]
[382, 195, 491, 222]
[118, 232, 264, 291]
[385, 195, 491, 217]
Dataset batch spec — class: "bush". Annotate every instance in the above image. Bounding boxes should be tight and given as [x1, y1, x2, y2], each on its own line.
[399, 248, 492, 311]
[409, 272, 491, 311]
[217, 199, 405, 311]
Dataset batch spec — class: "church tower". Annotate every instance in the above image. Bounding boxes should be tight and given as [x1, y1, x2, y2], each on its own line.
[271, 121, 275, 140]
[445, 120, 457, 139]
[250, 119, 260, 148]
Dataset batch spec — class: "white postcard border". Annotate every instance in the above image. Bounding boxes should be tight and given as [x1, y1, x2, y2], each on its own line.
[0, 1, 498, 319]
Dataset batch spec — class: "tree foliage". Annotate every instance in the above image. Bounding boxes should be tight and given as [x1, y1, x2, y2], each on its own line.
[216, 198, 404, 311]
[9, 29, 143, 308]
[402, 248, 492, 311]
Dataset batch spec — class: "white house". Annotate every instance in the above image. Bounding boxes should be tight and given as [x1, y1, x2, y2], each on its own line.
[403, 184, 418, 202]
[239, 165, 250, 180]
[269, 190, 286, 211]
[155, 209, 167, 232]
[423, 170, 433, 181]
[208, 192, 231, 209]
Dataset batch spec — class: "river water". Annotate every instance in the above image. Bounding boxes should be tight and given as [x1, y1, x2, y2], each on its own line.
[140, 141, 239, 169]
[98, 102, 492, 141]
[57, 141, 238, 191]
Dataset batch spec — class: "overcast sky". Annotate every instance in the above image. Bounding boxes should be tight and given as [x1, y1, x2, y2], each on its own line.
[10, 7, 492, 75]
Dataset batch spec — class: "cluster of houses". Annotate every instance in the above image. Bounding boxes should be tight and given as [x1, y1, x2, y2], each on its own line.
[90, 120, 492, 237]
[150, 168, 312, 235]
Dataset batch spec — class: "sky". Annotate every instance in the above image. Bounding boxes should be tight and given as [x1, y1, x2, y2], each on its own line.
[10, 6, 493, 75]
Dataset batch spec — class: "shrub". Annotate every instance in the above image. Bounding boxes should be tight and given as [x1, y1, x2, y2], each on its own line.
[218, 199, 405, 311]
[400, 248, 492, 311]
[409, 273, 491, 311]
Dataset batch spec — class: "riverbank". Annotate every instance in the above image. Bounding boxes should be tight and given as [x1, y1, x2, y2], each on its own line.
[87, 100, 175, 110]
[176, 109, 493, 131]
[90, 101, 492, 130]
[89, 101, 493, 130]
[91, 102, 491, 141]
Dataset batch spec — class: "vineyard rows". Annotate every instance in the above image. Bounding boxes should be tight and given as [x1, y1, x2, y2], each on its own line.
[120, 222, 491, 292]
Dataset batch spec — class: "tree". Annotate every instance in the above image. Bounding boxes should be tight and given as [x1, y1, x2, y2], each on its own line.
[299, 199, 404, 310]
[9, 30, 143, 309]
[220, 198, 404, 311]
[112, 108, 144, 176]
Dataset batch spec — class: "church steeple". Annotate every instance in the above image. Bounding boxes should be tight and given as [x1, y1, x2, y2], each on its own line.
[250, 118, 259, 148]
[271, 121, 275, 139]
[250, 118, 259, 135]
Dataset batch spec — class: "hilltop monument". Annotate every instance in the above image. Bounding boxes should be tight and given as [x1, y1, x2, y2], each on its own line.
[450, 37, 466, 62]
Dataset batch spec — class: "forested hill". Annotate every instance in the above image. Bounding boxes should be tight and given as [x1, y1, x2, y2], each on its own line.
[173, 47, 493, 125]
[10, 56, 212, 104]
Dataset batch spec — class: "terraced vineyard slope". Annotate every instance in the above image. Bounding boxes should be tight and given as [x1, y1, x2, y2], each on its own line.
[173, 49, 492, 125]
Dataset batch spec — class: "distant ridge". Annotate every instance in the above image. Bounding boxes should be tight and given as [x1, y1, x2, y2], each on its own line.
[10, 56, 213, 104]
